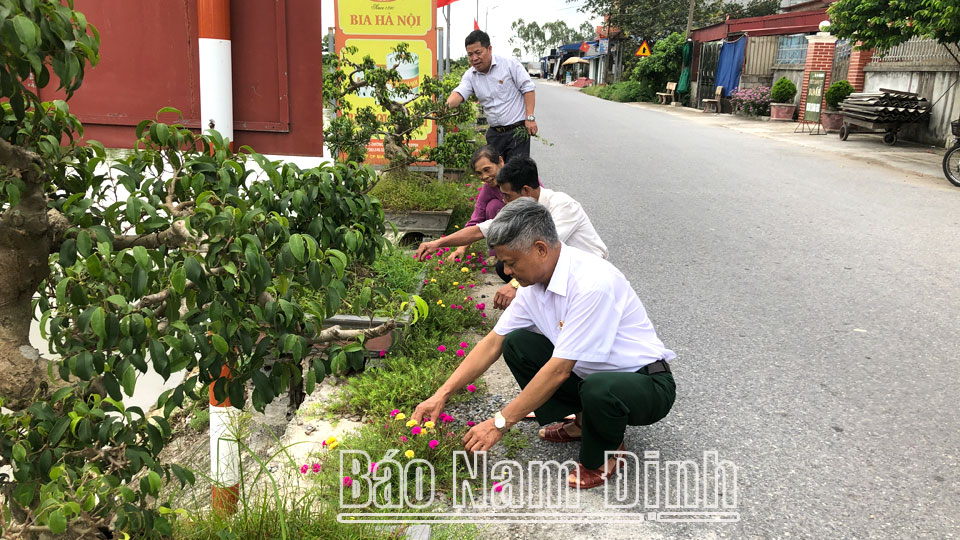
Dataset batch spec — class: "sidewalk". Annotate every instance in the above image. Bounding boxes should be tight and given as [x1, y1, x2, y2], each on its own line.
[629, 100, 947, 180]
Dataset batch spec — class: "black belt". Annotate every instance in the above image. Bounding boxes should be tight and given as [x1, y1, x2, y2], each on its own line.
[489, 120, 525, 133]
[637, 359, 671, 375]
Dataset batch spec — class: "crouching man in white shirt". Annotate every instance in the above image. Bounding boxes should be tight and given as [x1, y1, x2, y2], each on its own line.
[411, 198, 676, 489]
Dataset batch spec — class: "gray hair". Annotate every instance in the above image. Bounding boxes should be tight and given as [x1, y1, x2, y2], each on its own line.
[486, 197, 559, 251]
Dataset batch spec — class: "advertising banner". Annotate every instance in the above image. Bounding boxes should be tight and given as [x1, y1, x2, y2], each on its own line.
[334, 0, 438, 164]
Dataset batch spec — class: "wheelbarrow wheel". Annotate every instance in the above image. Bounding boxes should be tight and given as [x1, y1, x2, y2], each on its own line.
[839, 125, 849, 141]
[882, 132, 897, 146]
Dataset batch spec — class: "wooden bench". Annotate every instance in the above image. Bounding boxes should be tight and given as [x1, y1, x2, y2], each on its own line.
[702, 85, 723, 113]
[656, 82, 677, 105]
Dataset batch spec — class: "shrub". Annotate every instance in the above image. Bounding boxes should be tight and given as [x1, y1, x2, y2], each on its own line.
[611, 81, 646, 102]
[729, 86, 772, 116]
[825, 79, 855, 110]
[369, 172, 468, 211]
[598, 85, 616, 100]
[770, 76, 798, 103]
[629, 32, 685, 101]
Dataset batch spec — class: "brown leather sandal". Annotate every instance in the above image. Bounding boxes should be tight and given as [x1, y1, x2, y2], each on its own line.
[568, 444, 627, 490]
[538, 417, 582, 443]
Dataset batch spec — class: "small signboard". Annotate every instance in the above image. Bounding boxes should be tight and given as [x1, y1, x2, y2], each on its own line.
[598, 38, 609, 54]
[804, 71, 826, 123]
[635, 40, 651, 57]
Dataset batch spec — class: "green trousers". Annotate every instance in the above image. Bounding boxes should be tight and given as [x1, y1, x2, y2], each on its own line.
[502, 329, 676, 469]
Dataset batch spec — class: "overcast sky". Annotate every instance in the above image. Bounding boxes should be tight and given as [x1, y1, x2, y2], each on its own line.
[321, 0, 601, 62]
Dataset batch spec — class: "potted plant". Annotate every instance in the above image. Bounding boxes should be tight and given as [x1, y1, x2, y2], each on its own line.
[368, 172, 472, 244]
[770, 76, 798, 121]
[822, 80, 854, 132]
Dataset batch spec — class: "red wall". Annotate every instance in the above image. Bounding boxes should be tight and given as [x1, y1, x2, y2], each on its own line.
[43, 0, 323, 156]
[692, 9, 828, 42]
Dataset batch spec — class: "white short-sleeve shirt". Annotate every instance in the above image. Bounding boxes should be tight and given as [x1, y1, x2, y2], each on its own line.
[493, 244, 675, 378]
[477, 189, 609, 259]
[453, 55, 535, 127]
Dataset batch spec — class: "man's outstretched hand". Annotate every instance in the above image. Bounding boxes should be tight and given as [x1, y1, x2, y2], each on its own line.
[412, 393, 447, 425]
[414, 240, 441, 261]
[493, 283, 517, 309]
[463, 418, 503, 453]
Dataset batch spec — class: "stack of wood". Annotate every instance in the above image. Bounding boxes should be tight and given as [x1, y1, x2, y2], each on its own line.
[840, 88, 931, 124]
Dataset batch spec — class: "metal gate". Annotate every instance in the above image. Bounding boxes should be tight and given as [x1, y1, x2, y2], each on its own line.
[696, 41, 722, 107]
[832, 39, 851, 84]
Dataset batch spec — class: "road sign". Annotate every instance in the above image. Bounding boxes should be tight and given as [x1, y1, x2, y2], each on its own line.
[635, 40, 651, 57]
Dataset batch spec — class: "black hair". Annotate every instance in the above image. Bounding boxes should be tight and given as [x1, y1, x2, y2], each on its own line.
[496, 155, 539, 191]
[469, 145, 502, 169]
[465, 30, 490, 48]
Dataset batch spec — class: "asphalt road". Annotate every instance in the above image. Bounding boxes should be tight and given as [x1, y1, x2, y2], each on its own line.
[500, 81, 960, 539]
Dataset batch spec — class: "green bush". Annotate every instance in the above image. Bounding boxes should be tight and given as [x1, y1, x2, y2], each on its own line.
[369, 172, 468, 211]
[825, 79, 855, 110]
[770, 76, 798, 103]
[598, 85, 616, 100]
[580, 85, 604, 97]
[611, 81, 646, 102]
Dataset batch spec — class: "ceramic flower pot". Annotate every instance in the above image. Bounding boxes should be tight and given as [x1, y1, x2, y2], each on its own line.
[820, 110, 844, 132]
[770, 103, 796, 121]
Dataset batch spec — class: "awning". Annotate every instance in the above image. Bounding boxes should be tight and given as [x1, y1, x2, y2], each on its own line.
[561, 57, 589, 66]
[558, 43, 583, 51]
[582, 54, 601, 60]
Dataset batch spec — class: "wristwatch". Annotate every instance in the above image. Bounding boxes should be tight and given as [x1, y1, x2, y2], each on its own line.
[510, 278, 520, 289]
[525, 115, 536, 122]
[494, 411, 507, 430]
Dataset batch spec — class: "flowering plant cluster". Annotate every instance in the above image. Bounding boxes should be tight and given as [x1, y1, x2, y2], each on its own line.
[729, 86, 772, 116]
[417, 244, 490, 334]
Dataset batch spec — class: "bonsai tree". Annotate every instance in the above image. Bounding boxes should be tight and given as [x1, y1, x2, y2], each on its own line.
[323, 43, 474, 171]
[1, 2, 423, 537]
[771, 76, 798, 104]
[825, 80, 855, 111]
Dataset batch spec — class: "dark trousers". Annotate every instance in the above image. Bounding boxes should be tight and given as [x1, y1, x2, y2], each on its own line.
[502, 329, 676, 469]
[484, 124, 531, 164]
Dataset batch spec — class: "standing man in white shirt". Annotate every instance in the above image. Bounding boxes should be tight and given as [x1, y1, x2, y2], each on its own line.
[448, 30, 537, 164]
[413, 156, 608, 308]
[411, 198, 676, 490]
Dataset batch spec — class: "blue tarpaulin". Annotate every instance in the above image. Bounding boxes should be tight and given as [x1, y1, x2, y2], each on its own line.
[714, 36, 747, 97]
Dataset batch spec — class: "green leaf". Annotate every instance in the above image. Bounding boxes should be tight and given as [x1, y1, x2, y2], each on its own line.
[289, 233, 305, 262]
[48, 509, 67, 534]
[211, 334, 228, 355]
[132, 246, 150, 269]
[91, 307, 106, 341]
[59, 238, 77, 267]
[185, 256, 202, 283]
[5, 182, 20, 207]
[12, 15, 39, 50]
[132, 265, 147, 297]
[106, 295, 127, 308]
[305, 370, 316, 395]
[171, 266, 186, 294]
[77, 230, 92, 256]
[121, 364, 136, 396]
[12, 443, 26, 462]
[49, 417, 70, 445]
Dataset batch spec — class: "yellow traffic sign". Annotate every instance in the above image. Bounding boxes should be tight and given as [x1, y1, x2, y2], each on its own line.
[635, 40, 651, 57]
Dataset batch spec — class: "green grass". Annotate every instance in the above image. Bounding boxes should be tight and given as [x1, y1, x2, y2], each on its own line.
[369, 171, 470, 212]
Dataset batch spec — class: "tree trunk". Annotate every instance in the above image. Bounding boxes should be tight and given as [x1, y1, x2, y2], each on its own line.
[0, 177, 52, 410]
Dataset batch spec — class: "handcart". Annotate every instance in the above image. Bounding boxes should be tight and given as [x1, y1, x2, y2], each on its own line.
[838, 116, 903, 146]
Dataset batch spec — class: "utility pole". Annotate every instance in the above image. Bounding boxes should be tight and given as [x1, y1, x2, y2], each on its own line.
[685, 0, 696, 38]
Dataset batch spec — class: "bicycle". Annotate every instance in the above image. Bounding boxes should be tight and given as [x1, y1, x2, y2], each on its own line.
[943, 120, 960, 187]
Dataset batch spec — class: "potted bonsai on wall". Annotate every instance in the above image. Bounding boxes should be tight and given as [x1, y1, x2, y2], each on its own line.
[770, 76, 798, 121]
[822, 80, 855, 132]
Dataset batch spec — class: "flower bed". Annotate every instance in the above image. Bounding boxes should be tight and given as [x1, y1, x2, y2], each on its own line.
[730, 86, 772, 117]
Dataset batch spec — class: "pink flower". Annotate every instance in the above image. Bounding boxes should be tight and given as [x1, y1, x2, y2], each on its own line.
[456, 349, 465, 357]
[343, 476, 353, 487]
[322, 440, 327, 447]
[425, 254, 432, 260]
[429, 439, 439, 449]
[401, 435, 408, 442]
[437, 345, 446, 352]
[423, 279, 429, 284]
[370, 462, 379, 472]
[300, 464, 308, 474]
[439, 260, 444, 265]
[476, 303, 485, 310]
[481, 268, 487, 274]
[459, 342, 468, 348]
[467, 384, 476, 392]
[311, 463, 321, 473]
[412, 426, 422, 435]
[378, 350, 386, 358]
[466, 296, 473, 301]
[391, 409, 400, 417]
[467, 421, 476, 427]
[458, 285, 465, 289]
[468, 284, 475, 288]
[481, 312, 487, 318]
[493, 483, 503, 493]
[455, 258, 461, 262]
[466, 183, 472, 187]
